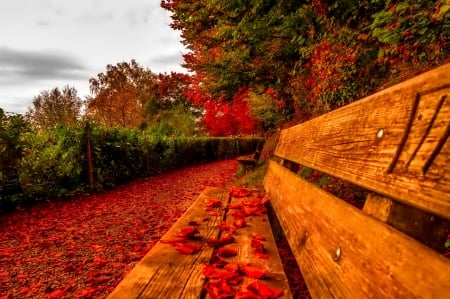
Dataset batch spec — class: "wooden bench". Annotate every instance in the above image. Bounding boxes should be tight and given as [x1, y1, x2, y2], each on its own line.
[108, 187, 292, 298]
[237, 143, 263, 169]
[109, 63, 450, 298]
[264, 63, 450, 298]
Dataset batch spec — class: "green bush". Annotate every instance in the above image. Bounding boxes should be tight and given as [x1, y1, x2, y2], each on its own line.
[1, 120, 264, 211]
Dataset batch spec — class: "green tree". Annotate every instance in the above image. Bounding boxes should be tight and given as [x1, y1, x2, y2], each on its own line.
[26, 85, 83, 131]
[0, 109, 29, 206]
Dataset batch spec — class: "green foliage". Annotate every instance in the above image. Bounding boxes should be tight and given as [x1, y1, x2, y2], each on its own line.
[19, 125, 85, 199]
[247, 92, 285, 131]
[1, 118, 264, 212]
[0, 110, 29, 210]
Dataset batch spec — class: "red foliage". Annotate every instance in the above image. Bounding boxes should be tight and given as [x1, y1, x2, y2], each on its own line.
[216, 247, 238, 258]
[0, 160, 238, 298]
[241, 265, 266, 279]
[207, 234, 235, 248]
[247, 281, 283, 299]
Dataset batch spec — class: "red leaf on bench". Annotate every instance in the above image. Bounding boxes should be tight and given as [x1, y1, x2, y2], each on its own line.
[247, 281, 283, 299]
[235, 290, 260, 299]
[206, 198, 222, 209]
[177, 227, 199, 239]
[255, 252, 270, 259]
[188, 220, 199, 226]
[218, 221, 229, 231]
[204, 279, 236, 299]
[207, 234, 235, 247]
[228, 202, 243, 209]
[252, 234, 266, 241]
[230, 187, 252, 198]
[251, 239, 265, 253]
[217, 247, 238, 258]
[233, 218, 246, 228]
[241, 265, 265, 279]
[173, 242, 203, 255]
[202, 265, 239, 280]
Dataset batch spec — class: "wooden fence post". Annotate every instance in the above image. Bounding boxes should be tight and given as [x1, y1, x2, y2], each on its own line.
[85, 122, 94, 186]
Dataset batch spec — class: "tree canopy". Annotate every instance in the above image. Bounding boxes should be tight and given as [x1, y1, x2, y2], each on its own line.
[25, 85, 83, 131]
[162, 0, 450, 128]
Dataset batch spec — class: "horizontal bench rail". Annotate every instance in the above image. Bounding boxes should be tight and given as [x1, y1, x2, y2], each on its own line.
[274, 63, 450, 220]
[264, 160, 450, 299]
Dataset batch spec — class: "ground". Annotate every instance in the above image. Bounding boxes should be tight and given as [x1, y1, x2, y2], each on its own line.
[0, 159, 308, 299]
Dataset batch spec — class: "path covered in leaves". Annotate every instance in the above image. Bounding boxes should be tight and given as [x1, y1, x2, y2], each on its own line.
[0, 160, 238, 298]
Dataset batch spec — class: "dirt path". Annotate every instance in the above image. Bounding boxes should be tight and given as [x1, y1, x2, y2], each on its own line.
[0, 160, 238, 299]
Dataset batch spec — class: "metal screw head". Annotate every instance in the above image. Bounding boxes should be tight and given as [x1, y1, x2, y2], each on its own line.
[333, 247, 341, 262]
[376, 129, 384, 139]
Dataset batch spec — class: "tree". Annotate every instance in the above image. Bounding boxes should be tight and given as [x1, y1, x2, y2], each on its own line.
[87, 60, 158, 128]
[0, 109, 29, 203]
[26, 85, 83, 131]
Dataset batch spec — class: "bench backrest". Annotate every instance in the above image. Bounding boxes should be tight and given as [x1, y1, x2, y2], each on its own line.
[264, 63, 450, 298]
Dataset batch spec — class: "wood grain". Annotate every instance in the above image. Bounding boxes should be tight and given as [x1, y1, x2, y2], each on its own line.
[108, 187, 228, 299]
[219, 194, 292, 298]
[364, 193, 450, 252]
[264, 161, 450, 299]
[274, 63, 450, 219]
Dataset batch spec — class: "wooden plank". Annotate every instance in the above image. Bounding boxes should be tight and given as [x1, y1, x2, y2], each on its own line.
[218, 192, 292, 298]
[274, 63, 450, 219]
[264, 161, 450, 299]
[108, 187, 228, 299]
[364, 193, 450, 252]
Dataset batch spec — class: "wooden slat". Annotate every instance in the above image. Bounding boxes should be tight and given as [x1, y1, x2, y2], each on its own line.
[363, 193, 450, 252]
[264, 161, 450, 299]
[274, 63, 450, 219]
[219, 193, 292, 298]
[108, 187, 227, 299]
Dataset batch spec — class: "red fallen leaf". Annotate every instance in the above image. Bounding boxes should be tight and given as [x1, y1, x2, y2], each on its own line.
[206, 198, 221, 208]
[47, 289, 66, 298]
[217, 247, 238, 258]
[243, 206, 265, 216]
[177, 227, 199, 239]
[188, 220, 199, 226]
[173, 242, 203, 255]
[74, 286, 96, 298]
[241, 265, 266, 279]
[233, 218, 246, 228]
[210, 211, 220, 217]
[218, 221, 229, 231]
[207, 234, 235, 247]
[235, 289, 260, 299]
[261, 194, 270, 205]
[252, 234, 266, 241]
[228, 202, 243, 209]
[251, 239, 265, 253]
[229, 187, 252, 198]
[247, 281, 283, 299]
[202, 265, 239, 280]
[18, 287, 30, 295]
[231, 211, 246, 219]
[224, 263, 240, 273]
[255, 252, 270, 259]
[93, 256, 107, 264]
[204, 279, 236, 299]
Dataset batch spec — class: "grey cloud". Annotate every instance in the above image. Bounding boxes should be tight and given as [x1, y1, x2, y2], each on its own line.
[0, 47, 87, 85]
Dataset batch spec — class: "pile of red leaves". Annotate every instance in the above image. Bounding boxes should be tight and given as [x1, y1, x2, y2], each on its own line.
[0, 160, 238, 299]
[161, 187, 287, 299]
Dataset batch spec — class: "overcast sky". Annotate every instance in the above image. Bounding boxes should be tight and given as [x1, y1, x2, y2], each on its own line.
[0, 0, 187, 114]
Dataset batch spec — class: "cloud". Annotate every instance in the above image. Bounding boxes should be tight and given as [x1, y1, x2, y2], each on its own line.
[0, 47, 87, 86]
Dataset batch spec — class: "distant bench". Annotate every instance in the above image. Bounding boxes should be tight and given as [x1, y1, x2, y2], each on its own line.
[109, 63, 450, 298]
